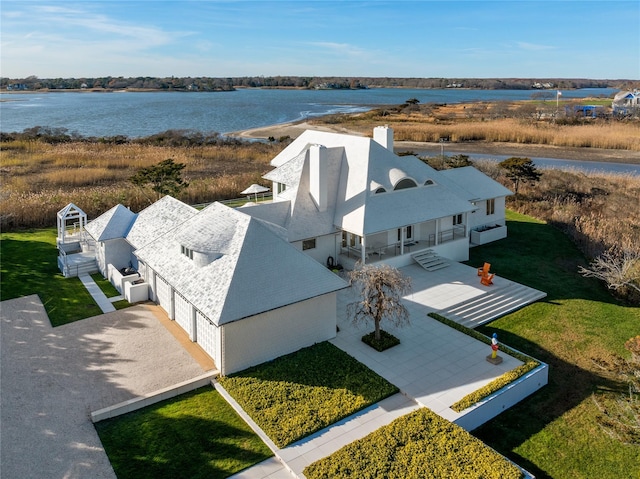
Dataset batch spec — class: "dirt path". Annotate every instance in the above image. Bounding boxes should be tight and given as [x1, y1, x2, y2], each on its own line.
[232, 121, 640, 164]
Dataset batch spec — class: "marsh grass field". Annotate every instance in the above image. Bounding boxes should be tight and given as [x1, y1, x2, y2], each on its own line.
[311, 101, 640, 151]
[2, 101, 638, 266]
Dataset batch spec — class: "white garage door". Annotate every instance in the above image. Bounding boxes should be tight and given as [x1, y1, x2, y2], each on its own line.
[174, 293, 192, 338]
[195, 310, 217, 360]
[156, 275, 172, 315]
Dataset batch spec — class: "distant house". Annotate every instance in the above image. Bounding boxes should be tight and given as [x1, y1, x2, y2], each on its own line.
[59, 126, 512, 374]
[6, 83, 28, 91]
[612, 90, 640, 116]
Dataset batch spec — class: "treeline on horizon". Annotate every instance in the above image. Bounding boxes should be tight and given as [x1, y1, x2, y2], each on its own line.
[2, 75, 636, 92]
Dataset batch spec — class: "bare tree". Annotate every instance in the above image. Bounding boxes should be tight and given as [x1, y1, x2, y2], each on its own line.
[578, 249, 640, 296]
[347, 263, 412, 341]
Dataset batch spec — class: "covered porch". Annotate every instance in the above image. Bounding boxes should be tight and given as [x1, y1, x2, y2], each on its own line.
[337, 217, 468, 269]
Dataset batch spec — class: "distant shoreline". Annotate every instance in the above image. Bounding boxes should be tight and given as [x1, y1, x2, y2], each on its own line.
[231, 120, 640, 165]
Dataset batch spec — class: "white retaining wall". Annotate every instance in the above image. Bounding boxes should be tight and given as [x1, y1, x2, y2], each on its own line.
[90, 372, 218, 423]
[453, 362, 549, 431]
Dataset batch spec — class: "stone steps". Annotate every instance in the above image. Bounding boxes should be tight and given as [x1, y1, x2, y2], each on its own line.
[437, 282, 547, 328]
[412, 249, 450, 271]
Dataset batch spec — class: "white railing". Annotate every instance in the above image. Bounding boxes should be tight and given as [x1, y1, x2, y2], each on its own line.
[341, 225, 467, 263]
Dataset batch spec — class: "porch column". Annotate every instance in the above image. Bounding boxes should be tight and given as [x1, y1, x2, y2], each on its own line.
[399, 227, 405, 255]
[435, 220, 440, 245]
[151, 271, 157, 302]
[464, 212, 470, 239]
[191, 306, 197, 342]
[361, 236, 367, 264]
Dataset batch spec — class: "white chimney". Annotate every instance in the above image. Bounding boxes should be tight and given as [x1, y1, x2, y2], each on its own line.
[309, 144, 328, 211]
[373, 125, 394, 151]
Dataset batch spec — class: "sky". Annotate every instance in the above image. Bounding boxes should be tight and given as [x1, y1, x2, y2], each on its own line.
[2, 1, 639, 79]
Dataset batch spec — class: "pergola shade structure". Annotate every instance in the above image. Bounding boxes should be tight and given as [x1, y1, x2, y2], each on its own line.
[57, 203, 87, 247]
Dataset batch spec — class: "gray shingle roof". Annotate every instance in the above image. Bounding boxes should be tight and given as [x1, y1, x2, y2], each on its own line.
[439, 167, 513, 201]
[134, 202, 347, 326]
[85, 204, 136, 241]
[126, 196, 198, 249]
[262, 129, 500, 238]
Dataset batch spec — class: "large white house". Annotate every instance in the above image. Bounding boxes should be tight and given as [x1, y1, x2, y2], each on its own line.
[59, 126, 512, 374]
[243, 126, 512, 267]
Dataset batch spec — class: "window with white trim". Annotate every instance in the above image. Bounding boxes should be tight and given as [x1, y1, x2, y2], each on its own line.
[181, 245, 194, 259]
[302, 238, 316, 250]
[486, 198, 495, 215]
[453, 214, 463, 225]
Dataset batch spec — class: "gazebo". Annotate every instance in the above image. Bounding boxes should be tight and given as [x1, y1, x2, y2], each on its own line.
[57, 203, 87, 248]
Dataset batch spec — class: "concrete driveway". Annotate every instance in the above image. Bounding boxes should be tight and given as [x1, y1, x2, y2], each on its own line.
[1, 295, 206, 479]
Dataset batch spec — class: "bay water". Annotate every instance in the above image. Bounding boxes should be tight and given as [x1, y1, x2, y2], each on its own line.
[0, 87, 617, 138]
[2, 87, 637, 175]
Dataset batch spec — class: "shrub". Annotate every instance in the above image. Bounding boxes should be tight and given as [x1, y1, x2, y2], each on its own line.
[304, 408, 523, 479]
[218, 342, 398, 447]
[361, 329, 400, 351]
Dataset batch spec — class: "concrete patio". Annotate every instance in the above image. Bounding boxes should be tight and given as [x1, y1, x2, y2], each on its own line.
[230, 261, 547, 478]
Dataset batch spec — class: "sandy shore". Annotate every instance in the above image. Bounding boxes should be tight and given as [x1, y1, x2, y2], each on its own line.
[232, 121, 640, 164]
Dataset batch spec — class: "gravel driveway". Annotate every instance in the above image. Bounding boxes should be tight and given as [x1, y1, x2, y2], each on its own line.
[1, 295, 206, 479]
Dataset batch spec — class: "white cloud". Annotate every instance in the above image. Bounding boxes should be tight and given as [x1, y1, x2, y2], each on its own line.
[307, 42, 373, 58]
[517, 41, 556, 51]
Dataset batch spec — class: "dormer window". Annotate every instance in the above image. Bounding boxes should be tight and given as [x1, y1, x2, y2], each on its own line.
[394, 178, 418, 190]
[181, 245, 194, 259]
[424, 179, 434, 186]
[374, 187, 386, 194]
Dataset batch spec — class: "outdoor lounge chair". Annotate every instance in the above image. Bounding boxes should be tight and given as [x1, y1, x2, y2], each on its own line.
[480, 273, 495, 286]
[477, 262, 491, 277]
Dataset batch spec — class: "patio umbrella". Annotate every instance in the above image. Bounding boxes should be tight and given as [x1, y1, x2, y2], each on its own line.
[241, 184, 270, 202]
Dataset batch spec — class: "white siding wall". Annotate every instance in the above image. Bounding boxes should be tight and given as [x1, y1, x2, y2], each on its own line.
[137, 261, 147, 281]
[95, 242, 107, 277]
[469, 197, 507, 230]
[220, 292, 338, 375]
[101, 238, 133, 277]
[419, 221, 436, 242]
[440, 216, 454, 232]
[293, 234, 337, 266]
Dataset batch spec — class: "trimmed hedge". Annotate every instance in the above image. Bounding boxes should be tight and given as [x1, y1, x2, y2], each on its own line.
[362, 329, 400, 351]
[218, 342, 398, 448]
[303, 407, 523, 479]
[428, 313, 540, 412]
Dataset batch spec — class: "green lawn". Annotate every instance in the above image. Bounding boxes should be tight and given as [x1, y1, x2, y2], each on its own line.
[95, 387, 272, 479]
[91, 272, 131, 310]
[91, 272, 121, 297]
[219, 342, 399, 448]
[468, 210, 640, 479]
[0, 228, 103, 326]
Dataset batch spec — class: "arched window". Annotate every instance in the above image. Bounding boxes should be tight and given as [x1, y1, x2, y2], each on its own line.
[374, 187, 387, 194]
[424, 179, 434, 186]
[394, 178, 418, 190]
